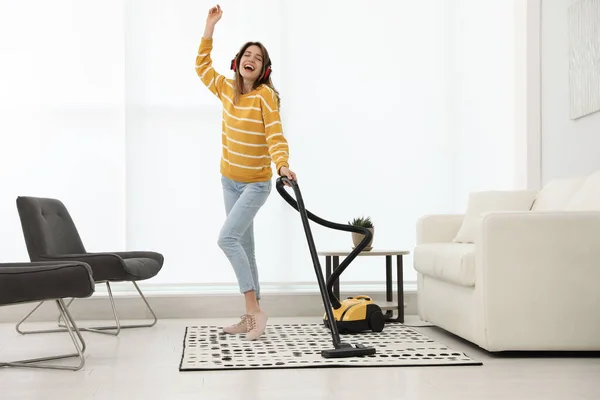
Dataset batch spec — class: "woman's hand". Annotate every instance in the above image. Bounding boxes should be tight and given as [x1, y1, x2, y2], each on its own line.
[203, 4, 222, 38]
[206, 4, 223, 27]
[279, 166, 297, 186]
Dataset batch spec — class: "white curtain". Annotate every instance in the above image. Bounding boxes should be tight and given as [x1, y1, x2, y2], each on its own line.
[0, 0, 518, 292]
[0, 0, 126, 262]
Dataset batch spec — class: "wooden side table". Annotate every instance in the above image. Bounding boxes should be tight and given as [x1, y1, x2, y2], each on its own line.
[317, 250, 409, 323]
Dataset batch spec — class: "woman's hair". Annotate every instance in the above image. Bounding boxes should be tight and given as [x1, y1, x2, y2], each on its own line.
[233, 41, 281, 107]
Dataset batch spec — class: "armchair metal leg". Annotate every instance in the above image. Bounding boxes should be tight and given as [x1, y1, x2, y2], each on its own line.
[16, 281, 158, 337]
[62, 281, 158, 336]
[1, 299, 86, 371]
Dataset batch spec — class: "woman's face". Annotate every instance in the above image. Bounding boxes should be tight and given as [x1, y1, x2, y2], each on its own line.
[239, 45, 264, 81]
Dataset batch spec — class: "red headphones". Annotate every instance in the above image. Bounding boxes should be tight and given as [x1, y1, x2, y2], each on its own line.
[230, 54, 272, 81]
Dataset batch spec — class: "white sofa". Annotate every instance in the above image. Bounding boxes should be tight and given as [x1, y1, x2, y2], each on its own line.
[414, 170, 600, 352]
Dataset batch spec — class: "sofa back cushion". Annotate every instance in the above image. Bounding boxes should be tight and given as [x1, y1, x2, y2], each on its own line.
[452, 190, 538, 243]
[531, 177, 587, 211]
[565, 170, 600, 211]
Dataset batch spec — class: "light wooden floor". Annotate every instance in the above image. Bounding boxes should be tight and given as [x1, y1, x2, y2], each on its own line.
[0, 315, 598, 400]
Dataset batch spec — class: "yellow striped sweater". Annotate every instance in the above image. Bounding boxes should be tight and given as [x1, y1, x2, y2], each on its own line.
[195, 37, 289, 183]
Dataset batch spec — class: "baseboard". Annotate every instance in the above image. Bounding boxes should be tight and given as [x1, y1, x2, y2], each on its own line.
[0, 289, 417, 323]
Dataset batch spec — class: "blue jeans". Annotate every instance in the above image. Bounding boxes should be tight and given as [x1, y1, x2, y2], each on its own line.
[218, 175, 272, 300]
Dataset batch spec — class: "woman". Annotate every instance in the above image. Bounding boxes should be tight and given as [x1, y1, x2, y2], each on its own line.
[196, 4, 297, 340]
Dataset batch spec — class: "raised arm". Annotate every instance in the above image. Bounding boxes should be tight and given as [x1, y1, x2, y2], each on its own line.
[195, 5, 226, 99]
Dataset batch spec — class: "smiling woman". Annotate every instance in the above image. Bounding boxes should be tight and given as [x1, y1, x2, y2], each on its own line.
[194, 4, 298, 341]
[231, 42, 279, 106]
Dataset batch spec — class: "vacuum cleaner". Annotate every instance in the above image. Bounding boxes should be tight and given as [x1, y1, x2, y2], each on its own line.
[275, 177, 385, 358]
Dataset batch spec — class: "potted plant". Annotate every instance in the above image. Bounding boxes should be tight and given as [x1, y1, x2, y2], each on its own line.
[348, 216, 374, 251]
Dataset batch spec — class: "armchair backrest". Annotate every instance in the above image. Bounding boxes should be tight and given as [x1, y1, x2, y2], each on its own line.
[16, 196, 86, 261]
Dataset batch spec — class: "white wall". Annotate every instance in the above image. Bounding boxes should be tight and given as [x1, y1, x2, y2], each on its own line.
[541, 0, 600, 182]
[0, 1, 126, 263]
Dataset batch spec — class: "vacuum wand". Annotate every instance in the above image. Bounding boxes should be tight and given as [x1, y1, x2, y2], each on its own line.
[275, 176, 342, 347]
[275, 178, 373, 309]
[276, 177, 377, 358]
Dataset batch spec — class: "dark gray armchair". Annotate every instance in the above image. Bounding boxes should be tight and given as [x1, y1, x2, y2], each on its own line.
[15, 196, 164, 336]
[0, 261, 94, 370]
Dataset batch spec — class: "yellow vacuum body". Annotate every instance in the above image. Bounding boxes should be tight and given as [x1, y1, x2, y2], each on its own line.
[323, 295, 385, 333]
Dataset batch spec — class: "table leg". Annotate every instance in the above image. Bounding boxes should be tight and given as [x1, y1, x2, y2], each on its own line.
[384, 255, 394, 321]
[325, 256, 331, 285]
[385, 255, 392, 302]
[397, 255, 404, 323]
[383, 255, 405, 323]
[333, 256, 340, 299]
[384, 256, 394, 322]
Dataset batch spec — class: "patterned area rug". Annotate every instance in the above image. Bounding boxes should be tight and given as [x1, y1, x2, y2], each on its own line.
[179, 322, 482, 371]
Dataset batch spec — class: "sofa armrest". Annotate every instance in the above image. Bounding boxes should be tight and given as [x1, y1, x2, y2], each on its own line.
[416, 214, 464, 244]
[476, 211, 600, 349]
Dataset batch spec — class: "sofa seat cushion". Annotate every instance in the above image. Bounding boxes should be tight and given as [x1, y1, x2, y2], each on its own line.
[414, 243, 475, 287]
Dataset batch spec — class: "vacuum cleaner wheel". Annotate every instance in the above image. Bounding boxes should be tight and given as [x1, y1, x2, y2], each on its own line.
[368, 309, 385, 332]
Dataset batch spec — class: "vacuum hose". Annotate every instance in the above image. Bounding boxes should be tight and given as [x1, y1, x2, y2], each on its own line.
[275, 177, 373, 310]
